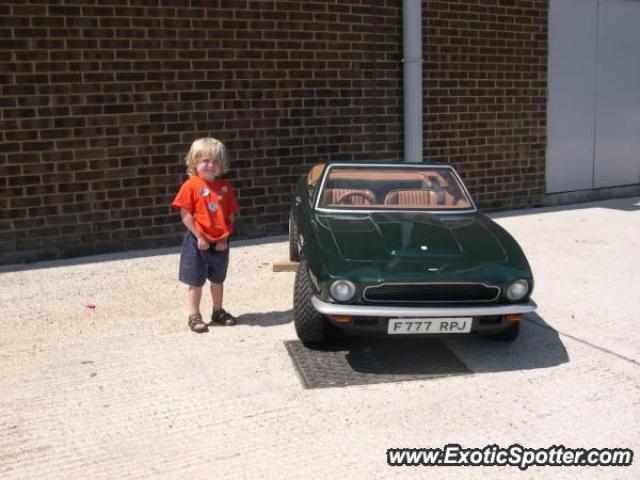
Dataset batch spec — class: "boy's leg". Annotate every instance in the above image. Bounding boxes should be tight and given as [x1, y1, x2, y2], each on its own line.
[210, 281, 236, 326]
[210, 282, 223, 312]
[187, 285, 207, 333]
[179, 232, 208, 333]
[203, 243, 235, 325]
[188, 285, 204, 315]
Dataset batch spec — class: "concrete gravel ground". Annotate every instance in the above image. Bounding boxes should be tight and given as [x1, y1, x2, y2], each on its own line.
[1, 197, 639, 479]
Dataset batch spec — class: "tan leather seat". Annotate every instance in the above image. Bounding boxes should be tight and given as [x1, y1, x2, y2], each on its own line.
[383, 189, 439, 207]
[442, 191, 457, 206]
[422, 173, 459, 206]
[322, 188, 376, 206]
[307, 164, 325, 188]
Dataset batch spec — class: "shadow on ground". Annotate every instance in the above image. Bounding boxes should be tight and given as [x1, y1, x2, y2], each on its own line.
[285, 313, 569, 389]
[443, 313, 569, 373]
[236, 310, 292, 327]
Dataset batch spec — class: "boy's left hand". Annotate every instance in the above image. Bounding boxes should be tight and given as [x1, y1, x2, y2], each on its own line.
[215, 238, 228, 251]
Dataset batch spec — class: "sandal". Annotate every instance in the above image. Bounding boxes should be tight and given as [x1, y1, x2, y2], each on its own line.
[210, 308, 236, 326]
[188, 313, 209, 333]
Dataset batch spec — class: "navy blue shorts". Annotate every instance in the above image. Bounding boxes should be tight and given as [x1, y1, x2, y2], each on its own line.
[179, 232, 230, 286]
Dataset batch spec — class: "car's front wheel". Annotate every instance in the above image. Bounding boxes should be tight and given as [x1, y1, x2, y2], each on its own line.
[293, 261, 333, 345]
[487, 320, 520, 341]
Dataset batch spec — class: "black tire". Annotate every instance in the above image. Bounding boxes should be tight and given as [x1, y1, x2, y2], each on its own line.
[293, 261, 333, 344]
[488, 321, 520, 342]
[289, 215, 300, 262]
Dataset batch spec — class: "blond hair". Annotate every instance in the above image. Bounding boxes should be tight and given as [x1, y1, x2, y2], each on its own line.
[184, 137, 229, 177]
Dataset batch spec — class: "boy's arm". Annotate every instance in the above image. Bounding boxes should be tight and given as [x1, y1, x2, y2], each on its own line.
[180, 208, 209, 249]
[214, 214, 235, 252]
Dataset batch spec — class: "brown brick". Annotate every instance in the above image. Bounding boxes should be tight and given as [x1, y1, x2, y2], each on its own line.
[0, 0, 547, 264]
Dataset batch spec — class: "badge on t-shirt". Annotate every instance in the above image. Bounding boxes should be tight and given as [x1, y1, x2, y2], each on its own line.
[200, 187, 209, 197]
[208, 202, 218, 212]
[222, 186, 228, 193]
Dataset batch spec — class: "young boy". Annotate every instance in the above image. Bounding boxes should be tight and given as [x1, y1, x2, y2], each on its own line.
[172, 137, 239, 333]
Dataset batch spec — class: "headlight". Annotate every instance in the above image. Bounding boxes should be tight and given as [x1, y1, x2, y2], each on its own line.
[329, 280, 356, 302]
[506, 279, 529, 301]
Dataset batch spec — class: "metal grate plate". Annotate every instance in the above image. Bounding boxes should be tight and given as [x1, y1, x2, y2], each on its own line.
[285, 337, 471, 389]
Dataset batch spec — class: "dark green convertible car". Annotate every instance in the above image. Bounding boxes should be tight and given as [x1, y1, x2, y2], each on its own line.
[289, 162, 536, 344]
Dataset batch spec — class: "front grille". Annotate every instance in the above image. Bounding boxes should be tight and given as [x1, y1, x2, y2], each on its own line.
[363, 283, 500, 304]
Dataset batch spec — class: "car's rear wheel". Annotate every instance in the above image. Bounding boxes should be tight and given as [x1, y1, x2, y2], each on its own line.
[487, 320, 520, 341]
[293, 260, 333, 345]
[289, 215, 300, 262]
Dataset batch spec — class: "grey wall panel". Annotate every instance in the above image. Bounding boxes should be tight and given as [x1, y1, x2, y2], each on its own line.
[594, 0, 640, 188]
[546, 0, 598, 193]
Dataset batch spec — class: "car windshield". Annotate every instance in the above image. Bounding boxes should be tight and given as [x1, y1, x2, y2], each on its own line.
[317, 165, 473, 211]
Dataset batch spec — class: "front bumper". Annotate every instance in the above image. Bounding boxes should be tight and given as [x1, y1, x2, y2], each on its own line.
[311, 296, 536, 336]
[311, 296, 536, 317]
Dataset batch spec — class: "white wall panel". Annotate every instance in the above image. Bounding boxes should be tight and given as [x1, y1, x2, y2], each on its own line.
[546, 0, 598, 193]
[593, 0, 640, 188]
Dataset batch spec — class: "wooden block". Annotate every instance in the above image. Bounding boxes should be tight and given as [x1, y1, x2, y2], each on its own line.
[272, 261, 299, 272]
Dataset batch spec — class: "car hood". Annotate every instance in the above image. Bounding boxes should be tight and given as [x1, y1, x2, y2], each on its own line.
[316, 211, 529, 278]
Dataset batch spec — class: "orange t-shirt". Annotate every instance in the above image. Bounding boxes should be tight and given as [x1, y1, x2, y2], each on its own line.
[171, 176, 239, 241]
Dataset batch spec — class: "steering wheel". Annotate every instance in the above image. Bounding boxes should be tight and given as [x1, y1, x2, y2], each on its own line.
[336, 190, 375, 205]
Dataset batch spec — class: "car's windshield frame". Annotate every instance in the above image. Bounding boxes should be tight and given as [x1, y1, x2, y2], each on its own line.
[313, 163, 477, 214]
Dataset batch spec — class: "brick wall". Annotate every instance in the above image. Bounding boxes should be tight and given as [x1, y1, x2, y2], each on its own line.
[423, 0, 548, 209]
[0, 0, 548, 264]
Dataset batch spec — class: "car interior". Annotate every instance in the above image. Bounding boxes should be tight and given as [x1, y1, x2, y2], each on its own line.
[309, 165, 472, 209]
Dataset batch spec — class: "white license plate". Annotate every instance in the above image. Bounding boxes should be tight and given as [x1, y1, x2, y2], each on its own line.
[387, 317, 472, 334]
